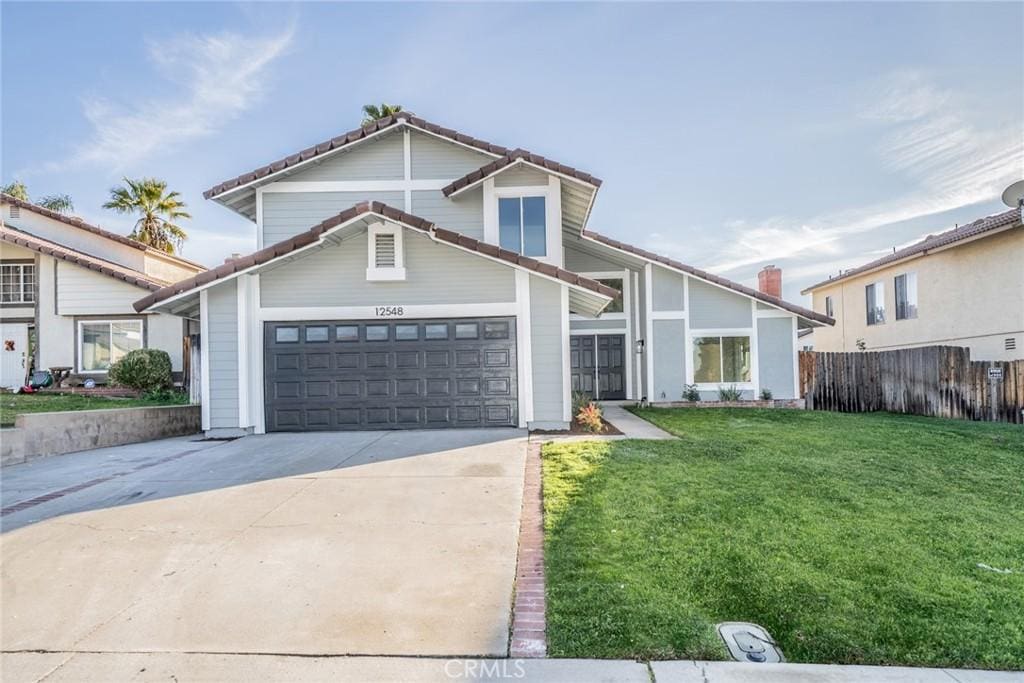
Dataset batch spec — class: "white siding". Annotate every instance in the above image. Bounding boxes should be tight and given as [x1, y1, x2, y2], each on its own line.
[409, 131, 493, 179]
[410, 189, 484, 239]
[281, 131, 405, 182]
[260, 230, 515, 307]
[206, 280, 239, 429]
[56, 261, 151, 315]
[261, 191, 405, 245]
[148, 313, 185, 372]
[529, 276, 566, 427]
[494, 166, 549, 187]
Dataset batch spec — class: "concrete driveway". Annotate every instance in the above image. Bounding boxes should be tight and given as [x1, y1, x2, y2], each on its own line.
[1, 429, 526, 659]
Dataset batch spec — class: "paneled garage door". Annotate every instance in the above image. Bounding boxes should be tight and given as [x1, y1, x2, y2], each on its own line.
[264, 317, 518, 431]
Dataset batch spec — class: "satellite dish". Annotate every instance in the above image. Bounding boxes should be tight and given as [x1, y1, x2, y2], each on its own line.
[1000, 180, 1024, 207]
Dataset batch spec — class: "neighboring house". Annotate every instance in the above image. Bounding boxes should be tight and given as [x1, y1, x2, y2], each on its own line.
[802, 208, 1023, 361]
[135, 112, 832, 435]
[0, 194, 205, 390]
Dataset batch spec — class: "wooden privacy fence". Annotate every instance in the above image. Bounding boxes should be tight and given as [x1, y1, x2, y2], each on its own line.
[799, 346, 1024, 424]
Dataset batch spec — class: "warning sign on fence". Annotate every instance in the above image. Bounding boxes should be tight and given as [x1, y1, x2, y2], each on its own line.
[988, 367, 1003, 382]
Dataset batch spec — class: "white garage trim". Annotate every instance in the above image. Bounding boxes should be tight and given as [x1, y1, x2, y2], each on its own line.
[257, 302, 518, 322]
[199, 289, 211, 431]
[515, 270, 534, 426]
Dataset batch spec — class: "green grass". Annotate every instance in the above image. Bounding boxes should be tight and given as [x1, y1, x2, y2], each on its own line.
[542, 409, 1024, 669]
[0, 391, 188, 427]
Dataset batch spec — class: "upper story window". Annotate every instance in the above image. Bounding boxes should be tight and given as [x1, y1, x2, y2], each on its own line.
[0, 263, 35, 304]
[498, 196, 546, 257]
[894, 272, 917, 320]
[824, 295, 834, 319]
[865, 281, 885, 326]
[366, 223, 406, 281]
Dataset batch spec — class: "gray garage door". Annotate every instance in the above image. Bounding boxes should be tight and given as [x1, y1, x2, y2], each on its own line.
[264, 317, 518, 431]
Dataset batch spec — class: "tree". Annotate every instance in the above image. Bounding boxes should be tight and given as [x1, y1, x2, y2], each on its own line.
[103, 177, 190, 254]
[361, 103, 402, 125]
[1, 181, 74, 214]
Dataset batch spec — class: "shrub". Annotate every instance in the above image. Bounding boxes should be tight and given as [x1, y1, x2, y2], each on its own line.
[717, 385, 743, 402]
[141, 387, 189, 404]
[108, 349, 172, 392]
[760, 388, 773, 401]
[575, 402, 604, 433]
[571, 390, 593, 416]
[682, 384, 701, 402]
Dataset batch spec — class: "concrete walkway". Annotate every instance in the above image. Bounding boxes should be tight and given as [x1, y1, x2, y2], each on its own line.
[2, 654, 1018, 682]
[600, 402, 676, 439]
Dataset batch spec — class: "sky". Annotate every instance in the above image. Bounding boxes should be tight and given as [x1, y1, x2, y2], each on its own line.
[2, 1, 1021, 302]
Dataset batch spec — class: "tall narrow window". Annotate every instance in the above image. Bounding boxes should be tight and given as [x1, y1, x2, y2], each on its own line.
[865, 281, 885, 326]
[824, 295, 834, 319]
[498, 196, 546, 257]
[0, 263, 35, 304]
[894, 272, 917, 320]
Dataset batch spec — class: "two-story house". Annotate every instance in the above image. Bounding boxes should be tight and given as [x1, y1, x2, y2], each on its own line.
[135, 112, 832, 435]
[802, 207, 1023, 361]
[0, 194, 205, 389]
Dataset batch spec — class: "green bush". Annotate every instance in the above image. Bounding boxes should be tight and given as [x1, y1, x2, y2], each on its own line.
[760, 387, 774, 401]
[717, 384, 743, 402]
[682, 384, 701, 402]
[108, 349, 172, 392]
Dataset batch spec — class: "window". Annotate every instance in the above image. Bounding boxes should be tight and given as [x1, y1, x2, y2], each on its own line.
[275, 326, 299, 343]
[865, 281, 885, 326]
[305, 326, 329, 342]
[595, 278, 624, 313]
[498, 196, 546, 257]
[425, 323, 448, 340]
[894, 273, 917, 320]
[365, 325, 389, 341]
[395, 324, 419, 341]
[1, 263, 35, 304]
[692, 336, 751, 384]
[455, 322, 478, 339]
[824, 295, 834, 319]
[483, 321, 509, 339]
[79, 320, 143, 372]
[335, 325, 359, 342]
[366, 224, 405, 281]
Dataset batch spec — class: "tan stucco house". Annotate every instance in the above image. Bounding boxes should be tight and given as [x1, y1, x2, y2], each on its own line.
[802, 207, 1023, 361]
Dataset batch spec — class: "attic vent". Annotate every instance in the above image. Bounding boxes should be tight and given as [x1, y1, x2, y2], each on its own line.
[1006, 337, 1017, 351]
[9, 205, 19, 219]
[375, 233, 396, 268]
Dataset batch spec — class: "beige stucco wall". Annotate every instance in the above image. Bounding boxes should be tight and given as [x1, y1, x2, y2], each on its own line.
[809, 227, 1023, 361]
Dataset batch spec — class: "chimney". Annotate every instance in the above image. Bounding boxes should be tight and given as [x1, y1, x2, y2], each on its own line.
[758, 265, 782, 298]
[224, 252, 242, 264]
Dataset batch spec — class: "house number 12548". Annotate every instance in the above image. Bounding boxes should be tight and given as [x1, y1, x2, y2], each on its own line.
[374, 306, 405, 317]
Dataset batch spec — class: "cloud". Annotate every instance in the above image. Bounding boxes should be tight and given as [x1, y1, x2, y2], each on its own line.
[694, 69, 1021, 277]
[41, 26, 294, 173]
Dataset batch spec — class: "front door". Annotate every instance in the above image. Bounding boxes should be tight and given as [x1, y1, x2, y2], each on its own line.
[570, 333, 626, 400]
[0, 323, 29, 390]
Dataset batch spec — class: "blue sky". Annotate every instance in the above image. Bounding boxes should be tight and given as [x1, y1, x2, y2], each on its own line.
[3, 2, 1021, 301]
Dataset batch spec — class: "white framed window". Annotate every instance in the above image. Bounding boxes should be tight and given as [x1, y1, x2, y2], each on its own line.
[498, 195, 546, 257]
[865, 281, 885, 325]
[692, 335, 752, 385]
[894, 272, 917, 320]
[570, 270, 630, 321]
[78, 319, 143, 372]
[0, 263, 35, 304]
[824, 295, 834, 319]
[366, 222, 406, 281]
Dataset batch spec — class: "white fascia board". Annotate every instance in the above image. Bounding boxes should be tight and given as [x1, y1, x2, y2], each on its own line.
[142, 210, 612, 315]
[261, 179, 450, 193]
[447, 158, 599, 199]
[580, 234, 817, 323]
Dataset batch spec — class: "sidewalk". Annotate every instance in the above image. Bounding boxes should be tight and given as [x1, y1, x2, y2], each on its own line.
[5, 653, 1017, 682]
[600, 402, 676, 439]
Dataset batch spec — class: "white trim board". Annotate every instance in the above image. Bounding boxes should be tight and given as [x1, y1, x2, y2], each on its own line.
[515, 270, 534, 427]
[261, 179, 451, 193]
[447, 157, 599, 198]
[257, 302, 518, 322]
[199, 289, 211, 431]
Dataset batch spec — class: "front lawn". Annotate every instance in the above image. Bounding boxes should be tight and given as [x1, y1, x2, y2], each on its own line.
[542, 409, 1024, 669]
[0, 392, 188, 427]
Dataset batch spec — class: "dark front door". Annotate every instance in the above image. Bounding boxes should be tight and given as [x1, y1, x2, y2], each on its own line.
[570, 333, 626, 400]
[264, 317, 518, 431]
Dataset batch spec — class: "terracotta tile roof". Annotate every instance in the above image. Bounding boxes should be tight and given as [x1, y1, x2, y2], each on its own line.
[2, 192, 146, 251]
[581, 230, 834, 325]
[0, 226, 166, 291]
[802, 207, 1021, 293]
[203, 111, 597, 200]
[135, 201, 619, 312]
[441, 150, 602, 198]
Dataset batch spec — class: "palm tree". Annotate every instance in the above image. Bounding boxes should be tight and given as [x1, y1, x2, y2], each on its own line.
[361, 103, 402, 125]
[1, 181, 74, 214]
[103, 178, 191, 254]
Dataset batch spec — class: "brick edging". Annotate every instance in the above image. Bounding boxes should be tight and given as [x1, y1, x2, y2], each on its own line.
[509, 441, 546, 658]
